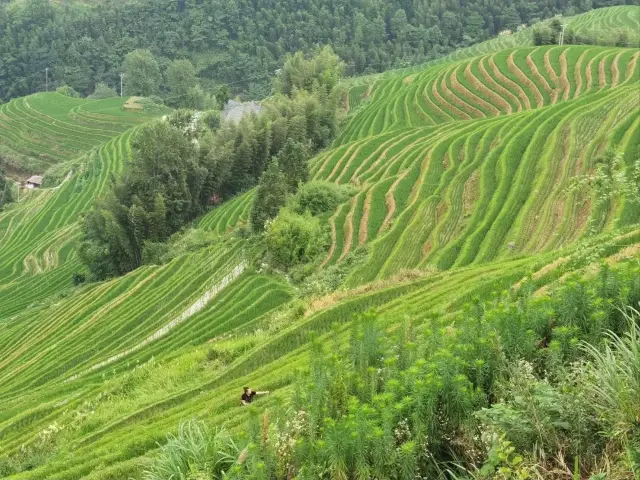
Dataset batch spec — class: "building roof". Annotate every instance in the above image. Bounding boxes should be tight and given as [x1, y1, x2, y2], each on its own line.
[26, 175, 43, 185]
[222, 100, 264, 124]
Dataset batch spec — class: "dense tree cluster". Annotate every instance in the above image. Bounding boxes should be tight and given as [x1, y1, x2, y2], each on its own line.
[0, 0, 635, 102]
[79, 47, 344, 279]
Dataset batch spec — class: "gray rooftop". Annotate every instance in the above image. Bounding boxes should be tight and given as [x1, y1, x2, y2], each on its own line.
[222, 100, 264, 124]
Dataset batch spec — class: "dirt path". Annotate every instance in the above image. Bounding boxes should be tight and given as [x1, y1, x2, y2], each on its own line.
[432, 74, 469, 120]
[558, 50, 571, 101]
[611, 51, 622, 87]
[320, 208, 340, 268]
[359, 188, 374, 245]
[422, 85, 453, 121]
[625, 52, 639, 82]
[379, 172, 408, 234]
[585, 57, 596, 93]
[598, 56, 608, 87]
[338, 196, 359, 263]
[459, 63, 502, 116]
[443, 68, 484, 118]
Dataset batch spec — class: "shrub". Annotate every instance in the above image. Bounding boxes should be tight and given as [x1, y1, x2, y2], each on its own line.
[200, 110, 221, 131]
[291, 181, 356, 216]
[141, 419, 240, 480]
[581, 310, 640, 444]
[264, 208, 326, 269]
[56, 85, 81, 98]
[142, 241, 170, 265]
[71, 272, 86, 286]
[89, 82, 118, 99]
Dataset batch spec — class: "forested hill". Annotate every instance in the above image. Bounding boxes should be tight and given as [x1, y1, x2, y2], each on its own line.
[0, 0, 636, 102]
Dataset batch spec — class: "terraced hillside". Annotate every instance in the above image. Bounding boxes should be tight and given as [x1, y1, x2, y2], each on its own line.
[345, 5, 640, 112]
[569, 5, 640, 44]
[0, 93, 295, 478]
[340, 45, 639, 141]
[2, 227, 639, 479]
[0, 94, 164, 175]
[0, 94, 171, 320]
[310, 45, 640, 285]
[1, 27, 639, 480]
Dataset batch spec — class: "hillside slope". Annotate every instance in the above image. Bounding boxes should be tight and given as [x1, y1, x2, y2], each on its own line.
[1, 24, 639, 480]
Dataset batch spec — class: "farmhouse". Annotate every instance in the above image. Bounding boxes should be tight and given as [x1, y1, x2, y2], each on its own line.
[26, 175, 43, 189]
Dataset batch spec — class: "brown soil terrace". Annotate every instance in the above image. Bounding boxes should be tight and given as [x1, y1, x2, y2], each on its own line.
[526, 49, 556, 104]
[444, 67, 484, 118]
[338, 195, 359, 263]
[488, 55, 528, 110]
[507, 52, 542, 108]
[474, 59, 513, 114]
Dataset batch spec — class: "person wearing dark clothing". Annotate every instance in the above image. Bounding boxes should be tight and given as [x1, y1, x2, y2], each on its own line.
[241, 387, 269, 405]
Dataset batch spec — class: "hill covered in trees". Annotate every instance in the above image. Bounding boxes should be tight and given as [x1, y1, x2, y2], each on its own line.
[0, 0, 638, 102]
[0, 5, 639, 480]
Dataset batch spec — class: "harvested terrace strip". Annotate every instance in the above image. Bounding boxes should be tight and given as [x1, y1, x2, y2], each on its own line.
[338, 45, 639, 143]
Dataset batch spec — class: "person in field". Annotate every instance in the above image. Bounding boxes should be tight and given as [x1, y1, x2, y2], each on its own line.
[241, 387, 269, 405]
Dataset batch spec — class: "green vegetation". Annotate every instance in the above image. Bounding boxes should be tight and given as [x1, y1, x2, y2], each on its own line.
[0, 93, 166, 176]
[80, 47, 344, 279]
[319, 45, 640, 285]
[0, 6, 639, 480]
[141, 265, 640, 478]
[1, 0, 637, 102]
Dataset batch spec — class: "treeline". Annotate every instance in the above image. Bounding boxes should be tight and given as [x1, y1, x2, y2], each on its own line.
[79, 47, 344, 279]
[1, 0, 636, 102]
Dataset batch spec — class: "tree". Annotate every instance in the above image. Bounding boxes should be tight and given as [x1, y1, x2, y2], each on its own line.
[149, 193, 168, 242]
[166, 59, 198, 107]
[0, 168, 8, 208]
[2, 180, 14, 206]
[79, 120, 206, 279]
[501, 6, 522, 32]
[277, 138, 309, 192]
[215, 84, 230, 108]
[123, 49, 161, 97]
[276, 46, 345, 96]
[185, 84, 207, 109]
[251, 160, 288, 232]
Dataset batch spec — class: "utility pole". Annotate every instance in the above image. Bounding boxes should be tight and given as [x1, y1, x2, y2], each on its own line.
[120, 73, 125, 97]
[45, 67, 49, 92]
[559, 24, 567, 46]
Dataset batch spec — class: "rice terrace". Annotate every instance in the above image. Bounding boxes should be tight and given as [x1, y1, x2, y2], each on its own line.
[0, 2, 639, 479]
